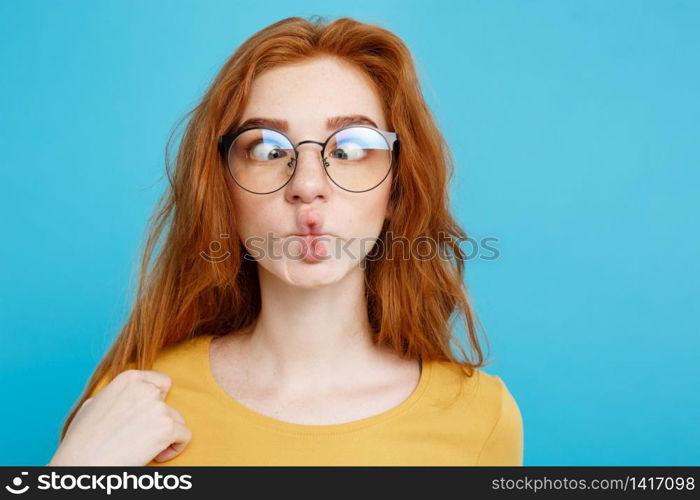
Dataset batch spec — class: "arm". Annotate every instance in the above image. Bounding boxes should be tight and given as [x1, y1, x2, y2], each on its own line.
[47, 367, 190, 466]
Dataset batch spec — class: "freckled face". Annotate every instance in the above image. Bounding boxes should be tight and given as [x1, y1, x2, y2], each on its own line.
[228, 56, 393, 288]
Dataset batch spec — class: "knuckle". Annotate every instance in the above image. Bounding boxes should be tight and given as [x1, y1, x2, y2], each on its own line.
[156, 400, 170, 414]
[144, 383, 161, 399]
[147, 400, 170, 420]
[160, 415, 177, 433]
[159, 374, 173, 389]
[119, 369, 142, 383]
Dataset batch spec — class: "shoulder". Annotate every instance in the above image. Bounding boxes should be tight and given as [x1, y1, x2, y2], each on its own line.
[472, 369, 524, 465]
[427, 360, 508, 404]
[86, 335, 211, 399]
[425, 361, 524, 465]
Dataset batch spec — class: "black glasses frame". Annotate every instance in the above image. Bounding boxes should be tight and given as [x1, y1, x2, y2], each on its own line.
[217, 125, 400, 194]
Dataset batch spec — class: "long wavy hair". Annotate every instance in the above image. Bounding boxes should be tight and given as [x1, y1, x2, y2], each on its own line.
[59, 15, 492, 442]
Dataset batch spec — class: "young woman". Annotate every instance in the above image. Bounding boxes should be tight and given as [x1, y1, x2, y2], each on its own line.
[49, 15, 523, 466]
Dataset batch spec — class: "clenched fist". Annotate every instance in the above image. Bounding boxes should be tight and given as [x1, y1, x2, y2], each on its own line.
[48, 370, 191, 466]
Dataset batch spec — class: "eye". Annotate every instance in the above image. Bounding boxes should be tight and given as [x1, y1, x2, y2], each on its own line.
[248, 141, 289, 162]
[329, 141, 367, 161]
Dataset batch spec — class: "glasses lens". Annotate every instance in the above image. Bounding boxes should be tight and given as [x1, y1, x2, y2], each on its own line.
[324, 126, 393, 191]
[228, 128, 295, 193]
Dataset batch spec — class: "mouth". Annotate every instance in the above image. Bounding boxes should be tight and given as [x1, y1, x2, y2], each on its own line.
[288, 233, 330, 261]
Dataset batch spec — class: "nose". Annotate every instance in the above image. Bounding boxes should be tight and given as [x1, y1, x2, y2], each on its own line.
[284, 141, 331, 203]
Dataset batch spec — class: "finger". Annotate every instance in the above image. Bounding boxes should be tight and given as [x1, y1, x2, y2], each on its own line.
[114, 369, 172, 400]
[153, 422, 192, 463]
[167, 422, 192, 455]
[153, 445, 179, 463]
[134, 370, 172, 399]
[166, 406, 185, 425]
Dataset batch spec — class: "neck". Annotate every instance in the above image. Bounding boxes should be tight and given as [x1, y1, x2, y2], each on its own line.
[240, 263, 380, 391]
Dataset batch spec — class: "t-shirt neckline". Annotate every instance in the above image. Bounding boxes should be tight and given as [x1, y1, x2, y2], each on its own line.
[198, 333, 433, 435]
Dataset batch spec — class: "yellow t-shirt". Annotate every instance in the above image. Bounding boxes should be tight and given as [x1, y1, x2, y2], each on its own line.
[88, 334, 524, 466]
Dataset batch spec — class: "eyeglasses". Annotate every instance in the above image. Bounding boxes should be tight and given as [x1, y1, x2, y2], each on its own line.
[217, 125, 400, 194]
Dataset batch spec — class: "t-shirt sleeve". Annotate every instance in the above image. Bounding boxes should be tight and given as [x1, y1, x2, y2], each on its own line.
[476, 375, 524, 466]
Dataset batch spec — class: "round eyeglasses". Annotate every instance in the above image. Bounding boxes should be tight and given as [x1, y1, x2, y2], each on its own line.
[217, 125, 400, 194]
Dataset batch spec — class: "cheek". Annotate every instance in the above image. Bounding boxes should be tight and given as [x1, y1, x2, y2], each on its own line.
[344, 185, 392, 237]
[231, 192, 275, 241]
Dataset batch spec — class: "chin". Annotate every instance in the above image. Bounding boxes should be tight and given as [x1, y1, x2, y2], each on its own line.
[266, 258, 355, 288]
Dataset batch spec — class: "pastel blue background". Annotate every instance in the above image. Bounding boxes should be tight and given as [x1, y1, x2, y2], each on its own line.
[1, 0, 698, 466]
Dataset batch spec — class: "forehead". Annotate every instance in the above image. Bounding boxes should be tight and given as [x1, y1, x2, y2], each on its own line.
[239, 56, 387, 132]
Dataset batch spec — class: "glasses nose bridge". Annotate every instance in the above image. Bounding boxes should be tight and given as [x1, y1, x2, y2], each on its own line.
[291, 139, 328, 167]
[294, 139, 325, 152]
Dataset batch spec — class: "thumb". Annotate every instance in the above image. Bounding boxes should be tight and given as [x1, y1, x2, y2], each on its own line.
[152, 444, 182, 463]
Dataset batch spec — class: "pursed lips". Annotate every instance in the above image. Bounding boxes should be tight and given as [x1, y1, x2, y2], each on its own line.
[288, 233, 331, 259]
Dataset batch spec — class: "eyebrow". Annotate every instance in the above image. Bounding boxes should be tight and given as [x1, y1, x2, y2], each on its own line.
[234, 114, 379, 134]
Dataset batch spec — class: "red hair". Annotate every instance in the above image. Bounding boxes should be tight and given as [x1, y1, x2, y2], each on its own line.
[59, 15, 492, 442]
